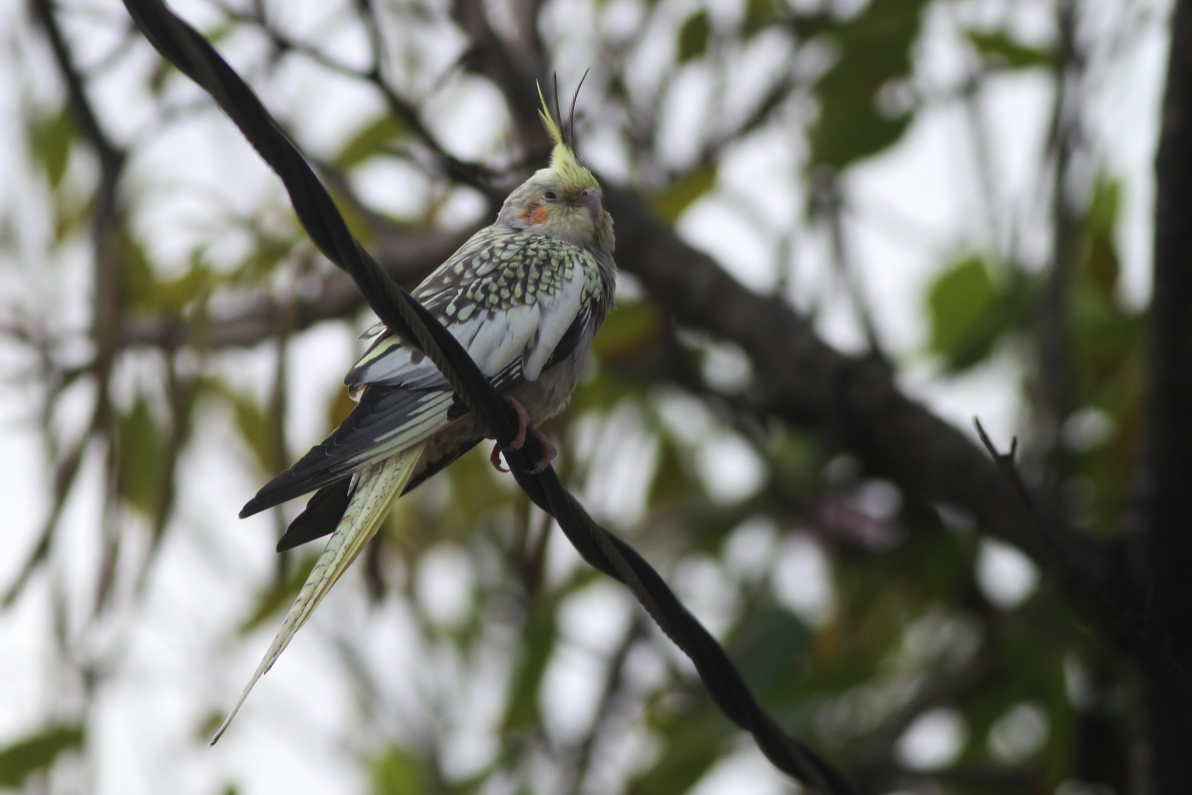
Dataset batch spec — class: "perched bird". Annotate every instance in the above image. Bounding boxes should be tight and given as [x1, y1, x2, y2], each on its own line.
[212, 89, 615, 742]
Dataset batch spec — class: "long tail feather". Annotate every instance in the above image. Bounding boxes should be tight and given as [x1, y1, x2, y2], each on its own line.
[211, 441, 427, 744]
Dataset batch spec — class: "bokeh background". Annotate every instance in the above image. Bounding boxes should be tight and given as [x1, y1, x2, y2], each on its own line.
[0, 0, 1181, 792]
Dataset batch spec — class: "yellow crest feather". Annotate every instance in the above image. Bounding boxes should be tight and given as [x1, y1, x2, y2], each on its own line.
[537, 82, 566, 149]
[536, 81, 599, 194]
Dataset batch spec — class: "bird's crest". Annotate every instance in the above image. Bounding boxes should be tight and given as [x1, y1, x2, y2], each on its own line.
[536, 75, 598, 194]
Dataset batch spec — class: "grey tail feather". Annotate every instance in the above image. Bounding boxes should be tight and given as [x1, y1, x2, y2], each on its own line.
[276, 480, 352, 552]
[239, 445, 354, 520]
[239, 386, 440, 519]
[271, 438, 484, 552]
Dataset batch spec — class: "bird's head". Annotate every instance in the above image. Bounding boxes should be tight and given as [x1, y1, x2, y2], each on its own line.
[497, 85, 614, 254]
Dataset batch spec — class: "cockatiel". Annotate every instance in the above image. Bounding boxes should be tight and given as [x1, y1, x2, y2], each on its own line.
[212, 91, 615, 742]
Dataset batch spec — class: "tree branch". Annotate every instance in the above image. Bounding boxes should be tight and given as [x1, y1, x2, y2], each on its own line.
[120, 226, 473, 348]
[1139, 0, 1192, 787]
[973, 420, 1192, 695]
[603, 187, 1131, 625]
[450, 0, 548, 156]
[16, 0, 129, 608]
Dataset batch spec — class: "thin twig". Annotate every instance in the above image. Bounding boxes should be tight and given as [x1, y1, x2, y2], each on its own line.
[973, 417, 1192, 696]
[215, 1, 497, 194]
[566, 617, 646, 795]
[813, 170, 886, 362]
[1038, 0, 1081, 490]
[14, 0, 128, 607]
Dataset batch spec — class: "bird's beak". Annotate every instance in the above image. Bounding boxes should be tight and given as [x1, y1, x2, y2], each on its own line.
[583, 189, 604, 229]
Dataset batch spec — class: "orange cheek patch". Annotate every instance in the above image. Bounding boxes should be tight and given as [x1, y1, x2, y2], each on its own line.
[519, 202, 549, 225]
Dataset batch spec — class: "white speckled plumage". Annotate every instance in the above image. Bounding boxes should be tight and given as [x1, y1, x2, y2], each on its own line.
[214, 89, 616, 741]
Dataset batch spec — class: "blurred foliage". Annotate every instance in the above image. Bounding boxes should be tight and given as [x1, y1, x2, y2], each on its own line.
[371, 746, 429, 795]
[650, 165, 718, 223]
[29, 104, 74, 190]
[677, 11, 711, 63]
[809, 0, 928, 170]
[0, 725, 84, 789]
[2, 0, 1155, 793]
[338, 116, 410, 170]
[115, 395, 167, 515]
[966, 30, 1055, 71]
[926, 255, 1029, 372]
[923, 172, 1143, 540]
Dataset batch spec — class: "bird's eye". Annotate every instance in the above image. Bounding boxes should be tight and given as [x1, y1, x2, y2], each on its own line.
[544, 190, 558, 201]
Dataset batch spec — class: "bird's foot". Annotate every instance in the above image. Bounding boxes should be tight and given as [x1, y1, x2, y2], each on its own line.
[504, 394, 529, 450]
[488, 395, 557, 474]
[522, 427, 557, 473]
[489, 443, 509, 472]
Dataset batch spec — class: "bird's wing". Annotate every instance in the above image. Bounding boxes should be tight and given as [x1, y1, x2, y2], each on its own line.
[241, 226, 601, 518]
[345, 225, 600, 391]
[212, 442, 427, 744]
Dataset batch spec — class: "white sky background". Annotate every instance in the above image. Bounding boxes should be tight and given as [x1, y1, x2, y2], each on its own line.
[0, 0, 1173, 792]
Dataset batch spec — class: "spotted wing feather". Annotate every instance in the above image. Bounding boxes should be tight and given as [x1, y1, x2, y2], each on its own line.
[346, 225, 602, 391]
[242, 225, 601, 521]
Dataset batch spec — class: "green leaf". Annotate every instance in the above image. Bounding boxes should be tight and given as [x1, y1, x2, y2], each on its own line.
[372, 745, 428, 795]
[591, 300, 665, 360]
[742, 0, 775, 36]
[117, 228, 157, 311]
[926, 255, 1018, 371]
[966, 31, 1053, 70]
[568, 371, 648, 417]
[227, 390, 274, 474]
[117, 396, 166, 515]
[0, 724, 84, 788]
[237, 231, 299, 284]
[1087, 177, 1121, 232]
[502, 605, 557, 731]
[650, 165, 717, 223]
[813, 113, 910, 173]
[118, 227, 213, 313]
[153, 265, 213, 314]
[30, 105, 74, 189]
[677, 11, 711, 63]
[51, 191, 94, 244]
[1084, 177, 1122, 298]
[648, 432, 702, 504]
[625, 709, 728, 795]
[728, 606, 811, 696]
[337, 115, 408, 170]
[1086, 229, 1120, 297]
[809, 0, 928, 170]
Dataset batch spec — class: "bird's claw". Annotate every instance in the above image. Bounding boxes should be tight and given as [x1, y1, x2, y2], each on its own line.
[490, 443, 510, 472]
[524, 427, 557, 474]
[488, 395, 556, 474]
[504, 394, 529, 451]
